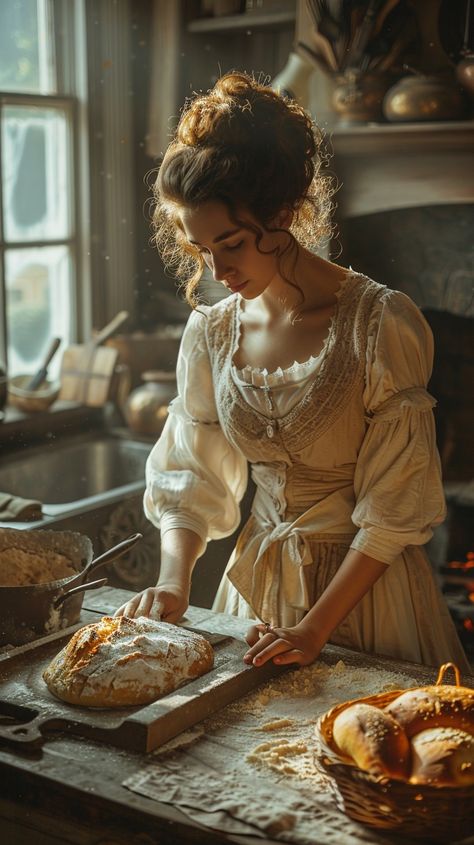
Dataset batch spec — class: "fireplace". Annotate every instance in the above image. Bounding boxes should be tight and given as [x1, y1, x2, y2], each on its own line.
[331, 123, 474, 662]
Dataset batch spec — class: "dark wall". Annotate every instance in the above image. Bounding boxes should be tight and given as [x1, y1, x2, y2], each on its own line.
[130, 0, 176, 331]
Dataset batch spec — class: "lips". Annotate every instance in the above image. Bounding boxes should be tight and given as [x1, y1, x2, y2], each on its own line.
[227, 280, 248, 293]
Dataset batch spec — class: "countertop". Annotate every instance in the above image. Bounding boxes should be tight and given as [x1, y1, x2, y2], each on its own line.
[0, 587, 473, 845]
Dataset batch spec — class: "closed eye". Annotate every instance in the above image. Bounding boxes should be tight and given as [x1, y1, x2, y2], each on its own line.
[225, 240, 243, 251]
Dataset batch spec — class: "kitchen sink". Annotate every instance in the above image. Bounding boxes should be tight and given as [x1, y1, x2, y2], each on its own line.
[0, 428, 240, 600]
[0, 431, 151, 517]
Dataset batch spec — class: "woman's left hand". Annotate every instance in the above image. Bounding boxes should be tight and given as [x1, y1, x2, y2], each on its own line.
[243, 621, 323, 667]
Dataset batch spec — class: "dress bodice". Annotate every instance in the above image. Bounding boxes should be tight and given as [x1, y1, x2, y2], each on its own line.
[203, 272, 383, 462]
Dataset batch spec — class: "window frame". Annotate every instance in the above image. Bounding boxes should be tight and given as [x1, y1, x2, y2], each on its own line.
[0, 0, 90, 369]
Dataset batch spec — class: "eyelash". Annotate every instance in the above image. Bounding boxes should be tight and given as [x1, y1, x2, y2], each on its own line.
[198, 240, 243, 256]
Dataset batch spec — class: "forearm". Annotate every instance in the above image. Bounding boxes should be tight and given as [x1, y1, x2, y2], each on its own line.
[157, 527, 205, 590]
[300, 548, 388, 644]
[244, 549, 389, 667]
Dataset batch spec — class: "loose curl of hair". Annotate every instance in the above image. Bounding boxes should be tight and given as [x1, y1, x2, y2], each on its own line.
[152, 71, 335, 309]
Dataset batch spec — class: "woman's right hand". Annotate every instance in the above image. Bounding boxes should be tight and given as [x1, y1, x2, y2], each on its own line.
[114, 584, 189, 624]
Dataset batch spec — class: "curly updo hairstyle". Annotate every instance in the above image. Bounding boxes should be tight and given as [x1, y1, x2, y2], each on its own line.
[153, 71, 334, 308]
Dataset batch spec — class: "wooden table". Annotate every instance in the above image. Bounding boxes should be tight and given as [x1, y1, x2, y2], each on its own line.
[0, 587, 472, 845]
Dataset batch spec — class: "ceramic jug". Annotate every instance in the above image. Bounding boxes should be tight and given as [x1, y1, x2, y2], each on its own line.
[125, 370, 177, 437]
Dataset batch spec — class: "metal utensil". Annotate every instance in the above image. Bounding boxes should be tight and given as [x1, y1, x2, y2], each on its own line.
[26, 337, 62, 391]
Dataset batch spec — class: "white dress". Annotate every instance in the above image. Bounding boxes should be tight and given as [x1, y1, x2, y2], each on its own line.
[144, 271, 469, 671]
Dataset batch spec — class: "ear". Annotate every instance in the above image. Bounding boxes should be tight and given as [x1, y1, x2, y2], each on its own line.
[274, 207, 293, 230]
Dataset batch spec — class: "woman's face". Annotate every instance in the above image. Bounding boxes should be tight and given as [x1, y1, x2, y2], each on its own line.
[178, 201, 287, 299]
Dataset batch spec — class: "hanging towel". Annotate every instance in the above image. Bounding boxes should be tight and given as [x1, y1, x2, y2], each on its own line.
[0, 493, 43, 522]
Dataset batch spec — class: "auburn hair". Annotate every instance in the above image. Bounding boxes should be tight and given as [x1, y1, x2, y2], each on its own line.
[152, 71, 335, 308]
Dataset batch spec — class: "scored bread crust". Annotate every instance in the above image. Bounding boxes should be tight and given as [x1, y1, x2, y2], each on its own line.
[42, 615, 214, 707]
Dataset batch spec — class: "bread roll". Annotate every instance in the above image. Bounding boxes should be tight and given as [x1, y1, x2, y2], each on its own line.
[410, 727, 474, 786]
[332, 702, 410, 780]
[385, 686, 474, 738]
[43, 615, 214, 707]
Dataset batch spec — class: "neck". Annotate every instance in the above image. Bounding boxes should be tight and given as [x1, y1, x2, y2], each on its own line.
[256, 248, 347, 320]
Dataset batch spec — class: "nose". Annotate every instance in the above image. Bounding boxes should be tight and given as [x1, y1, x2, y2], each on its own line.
[211, 253, 234, 284]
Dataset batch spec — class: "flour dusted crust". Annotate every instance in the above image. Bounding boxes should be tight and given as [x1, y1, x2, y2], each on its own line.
[42, 616, 214, 707]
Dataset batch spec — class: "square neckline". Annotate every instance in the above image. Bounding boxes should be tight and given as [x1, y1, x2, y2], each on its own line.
[231, 269, 356, 387]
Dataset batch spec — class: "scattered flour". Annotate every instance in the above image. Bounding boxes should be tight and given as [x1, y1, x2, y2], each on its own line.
[200, 658, 420, 785]
[125, 656, 423, 845]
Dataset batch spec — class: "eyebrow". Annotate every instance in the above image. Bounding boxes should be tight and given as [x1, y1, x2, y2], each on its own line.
[189, 227, 242, 246]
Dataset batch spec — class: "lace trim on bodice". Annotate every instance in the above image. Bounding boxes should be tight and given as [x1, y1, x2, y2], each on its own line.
[205, 273, 385, 457]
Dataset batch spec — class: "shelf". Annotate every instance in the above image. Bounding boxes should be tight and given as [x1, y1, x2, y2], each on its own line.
[187, 10, 295, 33]
[328, 120, 474, 218]
[330, 120, 474, 155]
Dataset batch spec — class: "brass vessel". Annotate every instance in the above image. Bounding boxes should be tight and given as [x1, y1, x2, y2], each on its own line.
[332, 71, 392, 123]
[457, 52, 474, 101]
[383, 75, 467, 122]
[125, 370, 177, 437]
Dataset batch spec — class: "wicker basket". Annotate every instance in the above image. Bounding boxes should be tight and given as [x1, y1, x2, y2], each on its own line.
[315, 663, 474, 842]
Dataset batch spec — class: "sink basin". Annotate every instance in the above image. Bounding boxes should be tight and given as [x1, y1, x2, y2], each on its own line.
[0, 432, 151, 516]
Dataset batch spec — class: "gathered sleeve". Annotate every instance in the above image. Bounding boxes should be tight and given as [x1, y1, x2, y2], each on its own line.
[144, 308, 248, 549]
[351, 290, 446, 565]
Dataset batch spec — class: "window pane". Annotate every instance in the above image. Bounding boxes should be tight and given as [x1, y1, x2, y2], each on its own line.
[5, 246, 73, 377]
[0, 0, 55, 94]
[2, 105, 72, 242]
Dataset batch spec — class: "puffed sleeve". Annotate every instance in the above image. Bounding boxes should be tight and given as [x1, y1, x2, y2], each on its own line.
[144, 307, 248, 549]
[350, 290, 446, 564]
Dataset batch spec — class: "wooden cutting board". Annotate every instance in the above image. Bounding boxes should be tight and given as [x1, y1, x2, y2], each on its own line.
[0, 616, 287, 753]
[59, 311, 128, 406]
[59, 344, 119, 406]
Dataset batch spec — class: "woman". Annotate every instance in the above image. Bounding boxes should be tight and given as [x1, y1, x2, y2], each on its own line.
[116, 72, 469, 673]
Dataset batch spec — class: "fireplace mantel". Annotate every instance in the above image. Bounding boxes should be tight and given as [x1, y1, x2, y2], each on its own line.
[330, 121, 474, 218]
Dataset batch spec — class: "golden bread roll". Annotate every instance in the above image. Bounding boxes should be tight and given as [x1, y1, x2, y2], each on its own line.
[385, 685, 474, 738]
[43, 615, 214, 707]
[410, 727, 474, 786]
[332, 702, 410, 780]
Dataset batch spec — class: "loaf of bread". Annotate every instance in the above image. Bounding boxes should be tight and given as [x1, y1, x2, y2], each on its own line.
[385, 685, 474, 738]
[332, 702, 411, 780]
[43, 615, 214, 707]
[410, 727, 474, 786]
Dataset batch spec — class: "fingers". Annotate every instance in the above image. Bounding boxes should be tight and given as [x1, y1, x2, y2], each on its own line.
[243, 624, 308, 667]
[272, 649, 306, 666]
[114, 588, 156, 619]
[149, 598, 165, 621]
[244, 632, 296, 666]
[161, 607, 183, 624]
[245, 623, 268, 646]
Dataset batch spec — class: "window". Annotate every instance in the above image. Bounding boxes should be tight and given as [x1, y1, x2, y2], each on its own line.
[0, 0, 86, 378]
